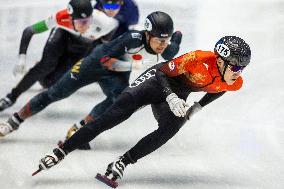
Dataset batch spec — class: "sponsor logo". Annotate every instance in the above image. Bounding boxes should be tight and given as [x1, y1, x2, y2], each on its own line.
[60, 19, 70, 22]
[129, 69, 156, 88]
[70, 73, 78, 80]
[67, 4, 74, 14]
[203, 63, 209, 70]
[161, 33, 169, 37]
[71, 60, 82, 73]
[131, 33, 142, 40]
[144, 18, 152, 31]
[168, 61, 175, 70]
[81, 13, 87, 18]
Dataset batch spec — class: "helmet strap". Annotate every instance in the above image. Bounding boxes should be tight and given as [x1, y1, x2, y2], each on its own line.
[221, 63, 228, 82]
[71, 19, 77, 32]
[216, 57, 228, 82]
[145, 32, 156, 55]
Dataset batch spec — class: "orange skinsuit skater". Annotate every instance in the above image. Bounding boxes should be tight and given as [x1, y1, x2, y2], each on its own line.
[37, 36, 251, 188]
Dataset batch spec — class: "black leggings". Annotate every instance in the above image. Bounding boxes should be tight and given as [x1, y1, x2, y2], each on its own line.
[62, 92, 187, 163]
[62, 67, 189, 163]
[62, 92, 139, 153]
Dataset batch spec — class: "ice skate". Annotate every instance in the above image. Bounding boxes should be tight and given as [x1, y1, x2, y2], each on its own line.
[0, 122, 14, 137]
[32, 147, 66, 176]
[0, 97, 14, 112]
[0, 114, 23, 137]
[95, 156, 126, 188]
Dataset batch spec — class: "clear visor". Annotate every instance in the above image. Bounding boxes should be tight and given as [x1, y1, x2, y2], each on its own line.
[152, 37, 171, 45]
[73, 16, 93, 26]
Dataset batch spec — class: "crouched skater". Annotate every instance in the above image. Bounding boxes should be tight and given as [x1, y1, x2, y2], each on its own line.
[34, 36, 251, 188]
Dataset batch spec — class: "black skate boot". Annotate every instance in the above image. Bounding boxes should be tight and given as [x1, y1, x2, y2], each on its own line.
[58, 122, 91, 150]
[0, 96, 14, 112]
[96, 156, 127, 188]
[32, 147, 67, 176]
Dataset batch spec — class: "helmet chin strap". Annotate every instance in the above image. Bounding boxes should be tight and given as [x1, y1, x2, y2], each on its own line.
[217, 57, 228, 82]
[145, 34, 157, 55]
[71, 18, 77, 32]
[221, 63, 228, 82]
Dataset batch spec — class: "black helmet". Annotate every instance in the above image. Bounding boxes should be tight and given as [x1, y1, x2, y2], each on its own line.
[144, 11, 174, 38]
[214, 36, 251, 67]
[68, 0, 93, 19]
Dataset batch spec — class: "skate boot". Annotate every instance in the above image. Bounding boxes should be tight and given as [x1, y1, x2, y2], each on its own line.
[0, 114, 22, 137]
[58, 123, 91, 150]
[0, 122, 13, 137]
[0, 96, 14, 112]
[96, 156, 127, 188]
[32, 147, 67, 176]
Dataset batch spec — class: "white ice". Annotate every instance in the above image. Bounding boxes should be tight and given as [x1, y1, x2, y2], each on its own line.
[0, 0, 283, 189]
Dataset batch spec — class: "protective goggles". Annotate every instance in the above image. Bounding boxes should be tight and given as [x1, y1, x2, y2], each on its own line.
[226, 62, 245, 73]
[73, 16, 93, 25]
[103, 3, 121, 10]
[152, 37, 171, 44]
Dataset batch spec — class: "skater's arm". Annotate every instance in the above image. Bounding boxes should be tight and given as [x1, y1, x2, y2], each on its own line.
[186, 92, 226, 120]
[161, 31, 182, 60]
[100, 31, 143, 70]
[19, 20, 52, 55]
[19, 9, 74, 55]
[30, 28, 66, 77]
[102, 58, 132, 72]
[13, 29, 66, 96]
[198, 92, 226, 107]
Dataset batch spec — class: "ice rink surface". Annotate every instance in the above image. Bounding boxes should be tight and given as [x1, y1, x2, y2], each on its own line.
[0, 0, 283, 188]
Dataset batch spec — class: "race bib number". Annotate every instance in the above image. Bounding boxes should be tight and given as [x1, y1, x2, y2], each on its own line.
[129, 69, 156, 88]
[216, 44, 230, 57]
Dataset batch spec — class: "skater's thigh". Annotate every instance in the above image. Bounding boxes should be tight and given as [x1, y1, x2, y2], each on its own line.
[98, 72, 130, 98]
[125, 79, 162, 106]
[156, 106, 187, 131]
[47, 69, 93, 98]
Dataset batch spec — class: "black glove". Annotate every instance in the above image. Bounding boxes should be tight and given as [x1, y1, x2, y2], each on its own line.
[171, 31, 182, 45]
[161, 31, 183, 60]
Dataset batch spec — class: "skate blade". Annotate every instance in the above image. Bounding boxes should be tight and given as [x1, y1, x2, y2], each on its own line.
[95, 173, 118, 188]
[32, 168, 42, 176]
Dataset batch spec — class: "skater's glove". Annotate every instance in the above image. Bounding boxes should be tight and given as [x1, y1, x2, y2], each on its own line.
[171, 31, 182, 45]
[186, 102, 202, 120]
[102, 57, 132, 72]
[13, 54, 27, 77]
[166, 93, 189, 117]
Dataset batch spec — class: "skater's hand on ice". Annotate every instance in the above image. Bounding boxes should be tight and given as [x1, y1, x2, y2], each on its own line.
[186, 102, 202, 120]
[166, 93, 189, 117]
[13, 54, 27, 77]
